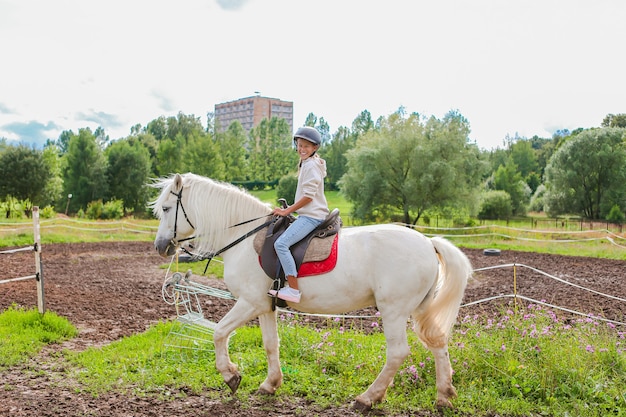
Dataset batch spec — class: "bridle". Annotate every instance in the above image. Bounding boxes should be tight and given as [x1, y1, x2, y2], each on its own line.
[167, 185, 274, 273]
[169, 188, 196, 248]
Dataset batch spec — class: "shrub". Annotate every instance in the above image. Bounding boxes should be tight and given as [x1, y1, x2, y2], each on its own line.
[606, 204, 625, 224]
[39, 205, 56, 219]
[85, 200, 104, 220]
[479, 190, 512, 220]
[276, 173, 297, 205]
[528, 184, 546, 212]
[84, 199, 124, 220]
[102, 199, 124, 220]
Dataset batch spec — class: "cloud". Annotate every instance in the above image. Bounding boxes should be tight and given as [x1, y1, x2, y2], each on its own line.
[150, 90, 177, 113]
[215, 0, 250, 11]
[1, 120, 61, 148]
[0, 102, 15, 114]
[75, 109, 124, 131]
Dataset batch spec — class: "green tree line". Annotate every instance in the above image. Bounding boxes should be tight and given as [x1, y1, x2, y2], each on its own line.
[0, 110, 625, 224]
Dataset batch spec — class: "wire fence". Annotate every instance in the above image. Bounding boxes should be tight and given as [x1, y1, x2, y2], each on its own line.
[0, 207, 45, 313]
[160, 249, 626, 353]
[0, 217, 157, 236]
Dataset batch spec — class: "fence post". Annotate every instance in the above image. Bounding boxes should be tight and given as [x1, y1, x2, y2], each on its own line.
[32, 207, 45, 314]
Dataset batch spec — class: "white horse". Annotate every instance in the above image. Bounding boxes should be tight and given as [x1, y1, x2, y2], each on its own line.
[152, 173, 472, 411]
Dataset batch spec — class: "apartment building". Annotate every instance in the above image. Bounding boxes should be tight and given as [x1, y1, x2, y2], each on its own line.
[214, 95, 293, 133]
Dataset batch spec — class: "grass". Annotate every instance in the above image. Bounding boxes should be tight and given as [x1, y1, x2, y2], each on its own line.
[1, 191, 625, 414]
[0, 306, 77, 369]
[1, 190, 624, 259]
[62, 305, 626, 416]
[0, 217, 156, 247]
[443, 233, 626, 260]
[448, 306, 626, 416]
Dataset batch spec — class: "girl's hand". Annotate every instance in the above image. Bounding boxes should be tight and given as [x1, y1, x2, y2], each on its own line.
[272, 207, 290, 217]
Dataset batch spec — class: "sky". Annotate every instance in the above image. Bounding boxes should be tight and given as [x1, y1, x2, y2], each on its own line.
[1, 0, 624, 150]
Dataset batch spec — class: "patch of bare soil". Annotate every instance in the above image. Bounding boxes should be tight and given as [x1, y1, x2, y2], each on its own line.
[1, 242, 624, 416]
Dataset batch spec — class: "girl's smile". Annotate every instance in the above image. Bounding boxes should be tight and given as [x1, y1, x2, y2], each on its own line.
[296, 139, 318, 160]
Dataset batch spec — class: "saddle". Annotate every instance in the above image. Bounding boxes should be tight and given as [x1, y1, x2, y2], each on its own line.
[253, 208, 342, 280]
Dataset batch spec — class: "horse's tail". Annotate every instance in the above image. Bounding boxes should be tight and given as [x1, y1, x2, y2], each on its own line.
[416, 237, 472, 345]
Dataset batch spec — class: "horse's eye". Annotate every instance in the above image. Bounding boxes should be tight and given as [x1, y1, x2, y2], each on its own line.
[162, 207, 170, 213]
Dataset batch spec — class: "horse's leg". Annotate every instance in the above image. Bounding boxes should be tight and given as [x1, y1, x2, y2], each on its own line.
[354, 313, 410, 412]
[413, 315, 457, 408]
[213, 298, 262, 393]
[257, 311, 283, 395]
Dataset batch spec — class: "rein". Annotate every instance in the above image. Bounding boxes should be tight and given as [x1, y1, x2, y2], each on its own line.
[170, 186, 274, 274]
[201, 217, 274, 274]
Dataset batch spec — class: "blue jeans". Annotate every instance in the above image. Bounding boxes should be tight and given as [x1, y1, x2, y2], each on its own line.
[274, 215, 322, 277]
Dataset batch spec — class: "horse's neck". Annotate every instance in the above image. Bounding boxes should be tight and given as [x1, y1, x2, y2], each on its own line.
[194, 184, 268, 254]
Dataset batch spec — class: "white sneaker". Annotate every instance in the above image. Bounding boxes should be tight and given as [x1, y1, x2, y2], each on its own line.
[277, 287, 301, 303]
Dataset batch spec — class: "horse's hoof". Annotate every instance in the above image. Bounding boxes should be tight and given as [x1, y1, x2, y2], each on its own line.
[353, 396, 372, 413]
[257, 386, 276, 396]
[435, 398, 454, 409]
[226, 374, 242, 393]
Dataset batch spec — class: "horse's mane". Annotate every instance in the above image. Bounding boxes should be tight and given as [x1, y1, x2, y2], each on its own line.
[151, 173, 271, 254]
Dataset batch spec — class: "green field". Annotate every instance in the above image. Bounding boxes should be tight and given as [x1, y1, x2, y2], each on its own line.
[2, 189, 624, 260]
[1, 189, 626, 415]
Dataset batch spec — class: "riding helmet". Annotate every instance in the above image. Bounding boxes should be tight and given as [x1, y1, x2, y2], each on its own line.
[293, 126, 321, 146]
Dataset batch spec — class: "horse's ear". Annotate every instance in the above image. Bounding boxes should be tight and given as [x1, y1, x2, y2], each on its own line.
[173, 173, 183, 192]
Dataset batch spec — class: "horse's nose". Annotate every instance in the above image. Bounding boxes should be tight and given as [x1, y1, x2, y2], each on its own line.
[154, 237, 173, 257]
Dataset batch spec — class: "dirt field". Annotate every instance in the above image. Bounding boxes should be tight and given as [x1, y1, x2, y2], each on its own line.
[1, 241, 625, 417]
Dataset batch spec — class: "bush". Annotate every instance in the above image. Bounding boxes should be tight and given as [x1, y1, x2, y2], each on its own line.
[606, 204, 625, 224]
[85, 199, 124, 220]
[276, 173, 297, 206]
[528, 184, 546, 212]
[453, 217, 478, 227]
[85, 200, 104, 220]
[102, 199, 124, 220]
[478, 190, 512, 220]
[39, 205, 56, 219]
[0, 196, 23, 219]
[232, 180, 278, 191]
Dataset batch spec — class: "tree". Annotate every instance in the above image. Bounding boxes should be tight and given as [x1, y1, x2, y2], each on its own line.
[156, 136, 185, 176]
[41, 144, 64, 208]
[105, 139, 152, 214]
[0, 144, 51, 205]
[248, 117, 297, 183]
[601, 113, 626, 128]
[323, 126, 357, 190]
[528, 184, 547, 212]
[145, 116, 168, 141]
[304, 112, 317, 127]
[316, 117, 331, 145]
[340, 110, 486, 225]
[321, 110, 374, 190]
[478, 190, 512, 219]
[351, 110, 374, 135]
[94, 126, 110, 150]
[303, 112, 331, 144]
[492, 159, 530, 216]
[128, 132, 159, 177]
[544, 128, 626, 219]
[62, 128, 108, 213]
[606, 204, 625, 224]
[216, 121, 248, 181]
[510, 140, 539, 180]
[56, 130, 73, 154]
[164, 112, 205, 143]
[183, 131, 226, 180]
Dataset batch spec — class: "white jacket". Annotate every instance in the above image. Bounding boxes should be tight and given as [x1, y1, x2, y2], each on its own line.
[295, 155, 330, 220]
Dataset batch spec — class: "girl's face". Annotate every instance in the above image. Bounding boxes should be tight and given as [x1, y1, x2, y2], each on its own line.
[296, 139, 318, 160]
